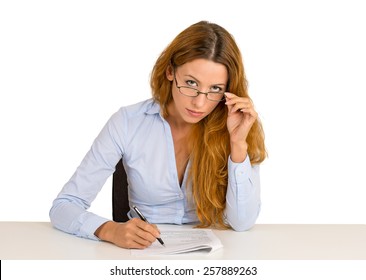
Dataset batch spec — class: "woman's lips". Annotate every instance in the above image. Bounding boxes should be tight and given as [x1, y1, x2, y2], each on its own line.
[186, 108, 204, 118]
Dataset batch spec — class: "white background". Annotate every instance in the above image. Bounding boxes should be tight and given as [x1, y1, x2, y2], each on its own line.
[1, 0, 365, 224]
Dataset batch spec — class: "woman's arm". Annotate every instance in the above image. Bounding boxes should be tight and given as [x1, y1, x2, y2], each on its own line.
[225, 156, 261, 231]
[224, 92, 261, 231]
[49, 110, 124, 239]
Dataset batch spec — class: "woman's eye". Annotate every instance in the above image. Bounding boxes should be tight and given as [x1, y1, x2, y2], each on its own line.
[186, 80, 198, 87]
[211, 86, 223, 93]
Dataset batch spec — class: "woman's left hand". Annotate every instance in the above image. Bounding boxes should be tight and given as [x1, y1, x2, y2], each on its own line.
[225, 92, 258, 144]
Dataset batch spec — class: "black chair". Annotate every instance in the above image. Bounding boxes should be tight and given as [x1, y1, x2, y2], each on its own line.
[112, 159, 130, 222]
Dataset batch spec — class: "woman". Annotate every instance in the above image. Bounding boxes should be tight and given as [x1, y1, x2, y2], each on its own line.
[50, 21, 266, 249]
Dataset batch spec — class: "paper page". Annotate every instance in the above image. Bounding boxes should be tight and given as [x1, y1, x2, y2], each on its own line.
[131, 228, 223, 255]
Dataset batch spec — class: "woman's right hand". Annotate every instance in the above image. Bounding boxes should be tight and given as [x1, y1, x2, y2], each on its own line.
[94, 218, 161, 249]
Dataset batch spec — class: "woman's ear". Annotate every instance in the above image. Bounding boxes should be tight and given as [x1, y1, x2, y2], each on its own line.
[166, 65, 174, 81]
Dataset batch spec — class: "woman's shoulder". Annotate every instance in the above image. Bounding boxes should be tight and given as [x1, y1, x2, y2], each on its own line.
[116, 98, 160, 118]
[105, 99, 161, 140]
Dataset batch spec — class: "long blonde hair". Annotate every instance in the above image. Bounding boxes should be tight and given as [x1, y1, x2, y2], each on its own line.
[151, 21, 266, 229]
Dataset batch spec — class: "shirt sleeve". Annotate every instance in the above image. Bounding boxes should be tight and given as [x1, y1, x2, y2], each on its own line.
[224, 155, 261, 231]
[49, 109, 126, 240]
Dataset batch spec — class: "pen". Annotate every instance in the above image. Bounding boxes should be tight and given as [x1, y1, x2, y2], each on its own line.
[132, 205, 165, 246]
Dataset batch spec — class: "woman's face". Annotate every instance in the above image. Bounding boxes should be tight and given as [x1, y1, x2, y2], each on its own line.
[166, 58, 228, 125]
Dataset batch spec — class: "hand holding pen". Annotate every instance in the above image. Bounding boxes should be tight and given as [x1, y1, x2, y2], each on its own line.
[133, 205, 165, 246]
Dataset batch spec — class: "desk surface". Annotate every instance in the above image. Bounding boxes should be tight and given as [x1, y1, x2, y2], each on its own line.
[1, 222, 365, 260]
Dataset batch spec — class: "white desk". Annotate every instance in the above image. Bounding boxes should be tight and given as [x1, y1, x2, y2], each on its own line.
[1, 222, 365, 259]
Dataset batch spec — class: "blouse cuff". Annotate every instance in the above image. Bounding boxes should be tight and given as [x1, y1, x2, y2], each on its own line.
[228, 155, 253, 185]
[77, 213, 110, 241]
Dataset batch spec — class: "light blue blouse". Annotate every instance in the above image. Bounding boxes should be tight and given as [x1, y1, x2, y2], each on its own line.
[49, 99, 261, 240]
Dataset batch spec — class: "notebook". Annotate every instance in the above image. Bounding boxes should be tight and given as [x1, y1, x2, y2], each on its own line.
[130, 226, 223, 255]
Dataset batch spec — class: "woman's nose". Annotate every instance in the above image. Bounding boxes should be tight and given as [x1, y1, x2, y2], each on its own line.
[192, 92, 207, 107]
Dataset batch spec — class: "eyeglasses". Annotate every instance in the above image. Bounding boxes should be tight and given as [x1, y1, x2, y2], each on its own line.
[174, 73, 226, 102]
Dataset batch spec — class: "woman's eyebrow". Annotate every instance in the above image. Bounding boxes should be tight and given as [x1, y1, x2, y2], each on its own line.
[185, 74, 226, 86]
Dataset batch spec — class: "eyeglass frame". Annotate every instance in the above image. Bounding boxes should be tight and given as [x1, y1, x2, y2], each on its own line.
[173, 72, 226, 102]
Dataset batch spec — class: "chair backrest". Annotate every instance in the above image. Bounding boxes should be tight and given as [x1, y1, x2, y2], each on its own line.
[112, 159, 130, 222]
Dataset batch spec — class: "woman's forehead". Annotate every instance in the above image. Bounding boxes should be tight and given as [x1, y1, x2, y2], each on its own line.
[177, 59, 228, 83]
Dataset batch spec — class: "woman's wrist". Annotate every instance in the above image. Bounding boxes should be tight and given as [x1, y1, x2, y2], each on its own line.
[94, 221, 117, 242]
[230, 141, 248, 163]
